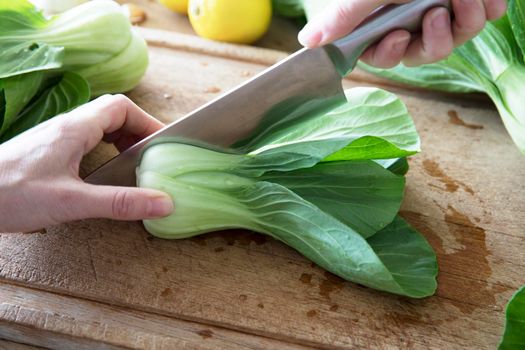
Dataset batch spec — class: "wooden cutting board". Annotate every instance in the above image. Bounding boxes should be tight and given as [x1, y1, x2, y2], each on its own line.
[1, 27, 524, 349]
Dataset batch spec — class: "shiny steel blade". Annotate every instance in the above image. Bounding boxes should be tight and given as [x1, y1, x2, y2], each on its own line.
[85, 47, 345, 186]
[85, 0, 451, 187]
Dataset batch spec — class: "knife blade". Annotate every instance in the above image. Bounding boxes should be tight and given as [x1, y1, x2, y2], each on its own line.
[85, 0, 450, 187]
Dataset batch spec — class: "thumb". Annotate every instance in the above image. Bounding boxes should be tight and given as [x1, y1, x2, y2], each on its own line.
[77, 184, 174, 221]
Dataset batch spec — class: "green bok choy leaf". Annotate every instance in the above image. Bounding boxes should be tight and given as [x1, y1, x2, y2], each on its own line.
[137, 88, 438, 298]
[499, 285, 525, 349]
[360, 1, 525, 154]
[0, 0, 148, 141]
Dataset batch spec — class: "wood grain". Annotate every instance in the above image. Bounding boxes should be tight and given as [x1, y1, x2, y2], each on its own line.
[0, 283, 308, 349]
[0, 340, 45, 350]
[0, 26, 524, 349]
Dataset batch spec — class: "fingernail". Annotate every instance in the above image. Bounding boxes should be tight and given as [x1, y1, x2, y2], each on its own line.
[432, 9, 450, 30]
[298, 25, 323, 47]
[393, 35, 410, 53]
[147, 196, 173, 218]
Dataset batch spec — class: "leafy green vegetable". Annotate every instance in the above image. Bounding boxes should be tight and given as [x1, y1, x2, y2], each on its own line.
[359, 4, 525, 154]
[499, 285, 525, 349]
[1, 72, 90, 142]
[272, 0, 305, 18]
[137, 88, 438, 298]
[262, 160, 405, 238]
[281, 1, 525, 153]
[272, 0, 335, 19]
[0, 0, 149, 142]
[75, 31, 149, 97]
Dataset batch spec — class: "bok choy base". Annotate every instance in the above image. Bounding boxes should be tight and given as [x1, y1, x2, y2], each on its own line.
[137, 88, 438, 298]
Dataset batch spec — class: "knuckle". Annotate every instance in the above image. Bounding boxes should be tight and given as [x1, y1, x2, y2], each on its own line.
[111, 190, 135, 219]
[334, 1, 354, 24]
[110, 93, 129, 105]
[94, 94, 129, 111]
[53, 118, 76, 142]
[456, 19, 485, 36]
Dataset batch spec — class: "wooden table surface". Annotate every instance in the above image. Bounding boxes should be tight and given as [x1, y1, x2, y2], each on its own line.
[1, 2, 524, 349]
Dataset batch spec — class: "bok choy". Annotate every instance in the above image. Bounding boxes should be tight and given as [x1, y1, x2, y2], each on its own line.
[274, 0, 525, 154]
[499, 285, 525, 349]
[0, 0, 149, 141]
[137, 88, 438, 298]
[360, 0, 525, 154]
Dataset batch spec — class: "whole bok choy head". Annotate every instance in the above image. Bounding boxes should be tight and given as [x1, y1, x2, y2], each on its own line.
[137, 88, 438, 298]
[360, 0, 525, 155]
[0, 0, 148, 141]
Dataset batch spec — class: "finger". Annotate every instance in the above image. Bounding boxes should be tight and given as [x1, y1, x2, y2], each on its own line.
[403, 7, 454, 67]
[361, 30, 411, 68]
[73, 94, 165, 154]
[451, 0, 486, 46]
[298, 0, 410, 48]
[74, 184, 174, 221]
[483, 0, 507, 20]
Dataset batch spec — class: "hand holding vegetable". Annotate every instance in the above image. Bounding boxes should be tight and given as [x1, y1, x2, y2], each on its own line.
[298, 0, 507, 68]
[0, 95, 173, 233]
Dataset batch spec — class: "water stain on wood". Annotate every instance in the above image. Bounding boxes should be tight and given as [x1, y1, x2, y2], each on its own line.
[188, 231, 267, 248]
[319, 271, 344, 300]
[400, 208, 504, 315]
[422, 159, 475, 195]
[306, 310, 318, 318]
[442, 205, 504, 313]
[299, 273, 312, 285]
[257, 303, 264, 309]
[448, 110, 484, 130]
[162, 266, 168, 273]
[196, 329, 213, 339]
[221, 231, 267, 246]
[384, 310, 429, 327]
[160, 288, 172, 298]
[329, 304, 339, 312]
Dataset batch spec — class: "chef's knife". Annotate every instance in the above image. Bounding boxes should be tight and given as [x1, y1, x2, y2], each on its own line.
[85, 0, 451, 186]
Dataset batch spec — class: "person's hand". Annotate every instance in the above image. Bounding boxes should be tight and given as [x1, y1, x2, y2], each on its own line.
[298, 0, 507, 67]
[0, 94, 174, 233]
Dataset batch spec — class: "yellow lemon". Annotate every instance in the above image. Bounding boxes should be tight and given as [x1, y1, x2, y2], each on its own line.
[188, 0, 272, 44]
[159, 0, 189, 14]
